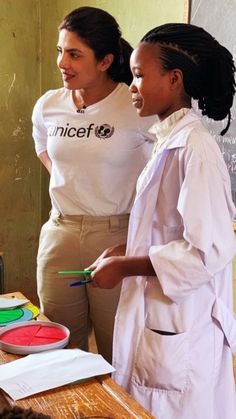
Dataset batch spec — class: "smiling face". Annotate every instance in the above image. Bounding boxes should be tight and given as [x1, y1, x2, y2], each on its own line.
[57, 29, 112, 91]
[130, 42, 188, 120]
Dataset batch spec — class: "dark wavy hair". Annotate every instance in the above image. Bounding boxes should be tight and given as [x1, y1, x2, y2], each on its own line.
[141, 23, 236, 135]
[59, 6, 133, 85]
[0, 406, 51, 419]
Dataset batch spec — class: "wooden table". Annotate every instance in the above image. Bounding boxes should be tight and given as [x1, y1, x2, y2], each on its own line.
[0, 292, 154, 418]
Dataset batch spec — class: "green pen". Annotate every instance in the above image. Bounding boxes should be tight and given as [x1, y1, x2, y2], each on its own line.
[58, 269, 93, 287]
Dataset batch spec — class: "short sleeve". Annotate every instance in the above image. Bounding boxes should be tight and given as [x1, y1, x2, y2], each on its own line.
[32, 95, 48, 156]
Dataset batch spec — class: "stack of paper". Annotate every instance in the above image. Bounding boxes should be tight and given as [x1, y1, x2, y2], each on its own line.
[0, 348, 115, 400]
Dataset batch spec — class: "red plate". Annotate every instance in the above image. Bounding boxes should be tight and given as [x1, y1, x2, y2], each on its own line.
[0, 321, 70, 354]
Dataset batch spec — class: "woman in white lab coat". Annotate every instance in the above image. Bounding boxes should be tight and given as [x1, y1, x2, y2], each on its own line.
[89, 24, 236, 418]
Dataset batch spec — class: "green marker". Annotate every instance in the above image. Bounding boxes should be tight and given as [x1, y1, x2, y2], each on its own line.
[58, 270, 92, 275]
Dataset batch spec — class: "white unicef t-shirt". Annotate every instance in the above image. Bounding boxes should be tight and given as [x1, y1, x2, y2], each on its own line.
[32, 83, 155, 216]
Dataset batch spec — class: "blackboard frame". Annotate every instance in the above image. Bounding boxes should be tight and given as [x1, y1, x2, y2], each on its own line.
[183, 0, 191, 23]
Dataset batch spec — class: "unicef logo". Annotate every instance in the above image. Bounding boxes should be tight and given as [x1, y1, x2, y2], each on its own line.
[48, 122, 115, 140]
[95, 124, 114, 139]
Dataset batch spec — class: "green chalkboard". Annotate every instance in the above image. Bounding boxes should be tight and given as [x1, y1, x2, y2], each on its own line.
[191, 0, 236, 206]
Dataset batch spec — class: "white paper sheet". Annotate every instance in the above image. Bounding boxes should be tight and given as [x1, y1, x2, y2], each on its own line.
[0, 298, 29, 310]
[0, 348, 115, 400]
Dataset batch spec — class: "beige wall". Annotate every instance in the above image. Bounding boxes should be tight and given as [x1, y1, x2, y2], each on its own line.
[0, 0, 41, 301]
[0, 0, 186, 302]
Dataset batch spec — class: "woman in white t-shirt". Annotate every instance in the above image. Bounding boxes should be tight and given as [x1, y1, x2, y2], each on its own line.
[32, 6, 154, 363]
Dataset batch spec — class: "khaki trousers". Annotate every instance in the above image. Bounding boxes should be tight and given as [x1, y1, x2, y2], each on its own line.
[37, 209, 129, 363]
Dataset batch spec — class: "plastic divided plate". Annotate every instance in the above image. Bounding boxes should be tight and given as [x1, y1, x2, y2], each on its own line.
[0, 321, 70, 355]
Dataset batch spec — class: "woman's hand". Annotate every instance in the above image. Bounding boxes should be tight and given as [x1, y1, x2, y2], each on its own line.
[87, 243, 126, 271]
[88, 249, 156, 289]
[86, 244, 126, 288]
[90, 256, 127, 289]
[92, 243, 126, 263]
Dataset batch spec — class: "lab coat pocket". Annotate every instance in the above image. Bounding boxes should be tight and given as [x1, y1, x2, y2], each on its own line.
[132, 327, 189, 392]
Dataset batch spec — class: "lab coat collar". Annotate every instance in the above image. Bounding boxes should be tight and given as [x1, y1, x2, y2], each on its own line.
[134, 110, 202, 205]
[151, 109, 201, 151]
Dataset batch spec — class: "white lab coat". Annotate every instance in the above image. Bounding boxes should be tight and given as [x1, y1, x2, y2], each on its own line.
[112, 111, 236, 419]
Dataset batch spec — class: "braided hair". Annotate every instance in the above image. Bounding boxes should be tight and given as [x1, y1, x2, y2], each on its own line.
[59, 6, 133, 85]
[141, 23, 236, 135]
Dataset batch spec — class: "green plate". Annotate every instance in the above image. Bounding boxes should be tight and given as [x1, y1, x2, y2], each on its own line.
[0, 308, 24, 325]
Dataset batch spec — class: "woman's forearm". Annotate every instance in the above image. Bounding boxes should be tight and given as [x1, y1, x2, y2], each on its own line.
[117, 255, 156, 278]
